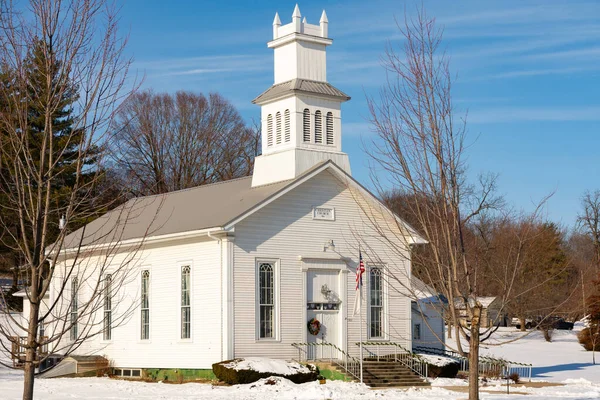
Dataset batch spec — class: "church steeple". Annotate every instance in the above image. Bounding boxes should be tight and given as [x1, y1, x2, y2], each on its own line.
[251, 6, 351, 187]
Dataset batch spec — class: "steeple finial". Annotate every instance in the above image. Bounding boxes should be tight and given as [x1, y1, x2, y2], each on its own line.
[273, 12, 281, 39]
[320, 10, 328, 23]
[320, 10, 328, 38]
[292, 4, 301, 32]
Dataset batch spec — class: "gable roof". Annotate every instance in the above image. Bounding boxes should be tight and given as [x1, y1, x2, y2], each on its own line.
[60, 176, 289, 250]
[252, 78, 350, 105]
[59, 160, 425, 253]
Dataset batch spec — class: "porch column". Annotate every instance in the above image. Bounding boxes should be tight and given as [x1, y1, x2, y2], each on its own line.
[222, 236, 235, 360]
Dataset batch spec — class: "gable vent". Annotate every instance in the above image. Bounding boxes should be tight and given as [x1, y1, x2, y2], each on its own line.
[314, 110, 322, 144]
[284, 109, 291, 142]
[267, 114, 273, 147]
[276, 112, 282, 145]
[326, 112, 333, 145]
[303, 109, 310, 142]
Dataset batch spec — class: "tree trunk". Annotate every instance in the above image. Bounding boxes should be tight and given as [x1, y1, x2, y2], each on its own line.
[448, 321, 452, 338]
[23, 301, 40, 400]
[468, 307, 481, 400]
[519, 316, 526, 332]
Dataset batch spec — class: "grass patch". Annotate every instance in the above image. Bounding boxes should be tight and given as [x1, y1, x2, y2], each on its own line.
[143, 368, 216, 382]
[318, 367, 353, 381]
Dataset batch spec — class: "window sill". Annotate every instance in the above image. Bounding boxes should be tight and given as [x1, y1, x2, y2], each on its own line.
[256, 338, 281, 343]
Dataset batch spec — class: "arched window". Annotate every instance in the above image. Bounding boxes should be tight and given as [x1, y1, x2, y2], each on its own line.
[259, 263, 275, 338]
[284, 109, 291, 142]
[303, 109, 310, 142]
[326, 112, 334, 145]
[369, 267, 384, 338]
[276, 112, 282, 145]
[314, 110, 322, 144]
[267, 114, 273, 147]
[70, 277, 79, 340]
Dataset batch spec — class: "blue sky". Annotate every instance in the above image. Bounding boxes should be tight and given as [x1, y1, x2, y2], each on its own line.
[119, 0, 599, 228]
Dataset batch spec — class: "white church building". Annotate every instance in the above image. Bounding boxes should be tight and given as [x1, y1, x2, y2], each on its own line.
[39, 6, 429, 376]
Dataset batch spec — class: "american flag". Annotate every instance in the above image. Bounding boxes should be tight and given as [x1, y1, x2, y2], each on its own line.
[353, 250, 365, 317]
[356, 251, 365, 290]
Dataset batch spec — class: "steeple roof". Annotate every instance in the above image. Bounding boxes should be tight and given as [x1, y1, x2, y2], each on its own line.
[252, 78, 350, 105]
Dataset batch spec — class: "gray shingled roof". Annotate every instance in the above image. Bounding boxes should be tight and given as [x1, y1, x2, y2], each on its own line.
[252, 79, 350, 105]
[61, 176, 290, 249]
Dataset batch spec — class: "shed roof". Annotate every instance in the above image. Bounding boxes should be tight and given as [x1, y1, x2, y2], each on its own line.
[252, 78, 350, 105]
[453, 296, 498, 309]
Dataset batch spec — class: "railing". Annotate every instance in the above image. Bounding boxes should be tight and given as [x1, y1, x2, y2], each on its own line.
[356, 341, 428, 378]
[291, 342, 362, 381]
[10, 336, 49, 368]
[413, 345, 532, 381]
[413, 345, 469, 371]
[504, 360, 533, 382]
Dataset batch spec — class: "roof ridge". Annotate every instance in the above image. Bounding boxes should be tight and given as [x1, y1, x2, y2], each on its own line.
[131, 175, 253, 201]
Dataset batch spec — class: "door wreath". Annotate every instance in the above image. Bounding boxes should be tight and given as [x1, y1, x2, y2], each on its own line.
[307, 318, 321, 335]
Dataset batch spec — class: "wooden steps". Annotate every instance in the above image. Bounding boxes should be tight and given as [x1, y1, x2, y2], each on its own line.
[334, 360, 430, 388]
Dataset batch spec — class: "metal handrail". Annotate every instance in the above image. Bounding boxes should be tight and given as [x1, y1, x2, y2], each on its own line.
[414, 345, 531, 381]
[356, 341, 428, 378]
[291, 342, 362, 381]
[10, 336, 49, 368]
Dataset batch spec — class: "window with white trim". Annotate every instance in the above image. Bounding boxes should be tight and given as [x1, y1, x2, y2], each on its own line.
[258, 261, 276, 339]
[413, 323, 421, 340]
[70, 277, 78, 341]
[369, 267, 384, 338]
[181, 265, 191, 339]
[141, 270, 150, 340]
[103, 274, 112, 341]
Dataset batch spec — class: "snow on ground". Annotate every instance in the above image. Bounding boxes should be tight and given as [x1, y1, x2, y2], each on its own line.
[2, 373, 599, 400]
[446, 321, 600, 383]
[1, 323, 600, 399]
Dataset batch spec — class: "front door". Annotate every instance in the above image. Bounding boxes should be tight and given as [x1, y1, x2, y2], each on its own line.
[306, 269, 341, 360]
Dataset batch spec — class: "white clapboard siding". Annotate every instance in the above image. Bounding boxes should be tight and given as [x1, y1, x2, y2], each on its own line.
[412, 303, 445, 351]
[54, 237, 222, 369]
[233, 169, 412, 360]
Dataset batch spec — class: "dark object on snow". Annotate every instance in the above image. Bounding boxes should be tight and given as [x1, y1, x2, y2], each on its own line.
[425, 361, 460, 378]
[538, 316, 574, 331]
[212, 359, 319, 385]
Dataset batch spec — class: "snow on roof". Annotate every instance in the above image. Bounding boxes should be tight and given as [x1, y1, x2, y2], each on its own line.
[223, 357, 312, 375]
[453, 296, 497, 309]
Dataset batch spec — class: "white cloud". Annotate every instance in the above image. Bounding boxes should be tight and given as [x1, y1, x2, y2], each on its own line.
[468, 106, 600, 124]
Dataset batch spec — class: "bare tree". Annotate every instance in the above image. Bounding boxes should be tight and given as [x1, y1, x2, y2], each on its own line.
[361, 8, 562, 399]
[0, 1, 153, 399]
[578, 190, 600, 275]
[109, 90, 261, 196]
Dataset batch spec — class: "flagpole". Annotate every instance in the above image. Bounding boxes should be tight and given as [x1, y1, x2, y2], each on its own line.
[359, 280, 364, 384]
